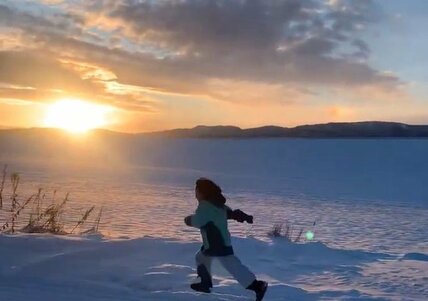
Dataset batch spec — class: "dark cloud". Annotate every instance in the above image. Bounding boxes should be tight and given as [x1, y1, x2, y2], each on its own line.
[110, 0, 302, 53]
[103, 0, 400, 86]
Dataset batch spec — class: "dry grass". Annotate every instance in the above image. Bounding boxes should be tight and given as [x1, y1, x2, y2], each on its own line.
[71, 206, 95, 234]
[0, 165, 6, 208]
[268, 220, 314, 243]
[0, 165, 103, 235]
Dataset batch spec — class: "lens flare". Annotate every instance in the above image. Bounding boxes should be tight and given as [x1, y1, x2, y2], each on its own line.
[305, 230, 314, 241]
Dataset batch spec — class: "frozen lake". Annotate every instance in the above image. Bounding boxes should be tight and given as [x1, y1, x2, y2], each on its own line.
[1, 138, 427, 251]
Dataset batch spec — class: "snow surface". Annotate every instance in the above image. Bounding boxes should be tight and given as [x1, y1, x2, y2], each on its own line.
[1, 138, 427, 300]
[1, 233, 426, 301]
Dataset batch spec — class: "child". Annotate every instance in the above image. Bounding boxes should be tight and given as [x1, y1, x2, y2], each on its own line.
[184, 178, 268, 301]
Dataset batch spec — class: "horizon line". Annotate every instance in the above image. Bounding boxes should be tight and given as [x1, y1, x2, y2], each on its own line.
[0, 120, 427, 135]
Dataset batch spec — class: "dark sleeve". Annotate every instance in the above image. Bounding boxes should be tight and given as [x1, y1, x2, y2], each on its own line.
[226, 208, 253, 224]
[226, 206, 234, 220]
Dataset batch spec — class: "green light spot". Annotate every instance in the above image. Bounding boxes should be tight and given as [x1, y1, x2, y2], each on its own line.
[305, 231, 314, 241]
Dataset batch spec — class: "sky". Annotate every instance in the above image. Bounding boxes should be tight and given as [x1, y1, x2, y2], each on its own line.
[0, 0, 427, 132]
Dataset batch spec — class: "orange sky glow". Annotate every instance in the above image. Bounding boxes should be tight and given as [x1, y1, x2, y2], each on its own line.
[0, 1, 427, 133]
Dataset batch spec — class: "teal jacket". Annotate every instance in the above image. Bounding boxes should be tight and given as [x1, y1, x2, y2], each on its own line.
[185, 200, 234, 256]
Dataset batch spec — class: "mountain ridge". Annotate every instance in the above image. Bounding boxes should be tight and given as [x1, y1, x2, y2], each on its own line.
[1, 121, 428, 138]
[146, 121, 428, 138]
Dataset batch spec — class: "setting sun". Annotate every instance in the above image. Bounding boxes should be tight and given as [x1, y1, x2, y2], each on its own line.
[44, 99, 113, 133]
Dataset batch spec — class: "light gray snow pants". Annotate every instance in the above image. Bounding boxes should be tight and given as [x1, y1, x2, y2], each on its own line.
[195, 250, 256, 288]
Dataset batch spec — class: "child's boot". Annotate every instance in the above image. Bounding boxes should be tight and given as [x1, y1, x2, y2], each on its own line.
[190, 264, 213, 293]
[247, 280, 268, 301]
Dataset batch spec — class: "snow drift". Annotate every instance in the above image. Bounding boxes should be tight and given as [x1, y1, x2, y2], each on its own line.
[1, 234, 425, 301]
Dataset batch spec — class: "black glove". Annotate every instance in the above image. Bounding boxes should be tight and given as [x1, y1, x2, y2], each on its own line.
[184, 215, 192, 226]
[228, 209, 253, 224]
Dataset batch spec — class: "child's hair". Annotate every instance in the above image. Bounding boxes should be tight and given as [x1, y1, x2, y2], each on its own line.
[195, 178, 226, 206]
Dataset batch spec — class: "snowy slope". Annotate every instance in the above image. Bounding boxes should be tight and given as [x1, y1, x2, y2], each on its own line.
[1, 234, 426, 301]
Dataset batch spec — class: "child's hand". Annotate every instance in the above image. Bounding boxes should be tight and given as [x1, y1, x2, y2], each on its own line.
[230, 209, 253, 224]
[184, 215, 192, 226]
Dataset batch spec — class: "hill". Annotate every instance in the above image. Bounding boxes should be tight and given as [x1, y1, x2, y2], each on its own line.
[148, 122, 428, 138]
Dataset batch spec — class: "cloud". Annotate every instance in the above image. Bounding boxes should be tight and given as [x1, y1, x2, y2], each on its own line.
[0, 50, 92, 92]
[0, 0, 403, 115]
[105, 0, 395, 86]
[205, 79, 313, 105]
[0, 49, 157, 111]
[0, 3, 84, 37]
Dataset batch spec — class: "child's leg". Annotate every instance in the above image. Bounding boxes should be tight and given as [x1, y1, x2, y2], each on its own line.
[217, 255, 256, 288]
[195, 250, 213, 287]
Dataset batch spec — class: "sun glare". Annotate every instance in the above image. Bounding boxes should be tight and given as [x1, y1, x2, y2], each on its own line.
[44, 99, 113, 133]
